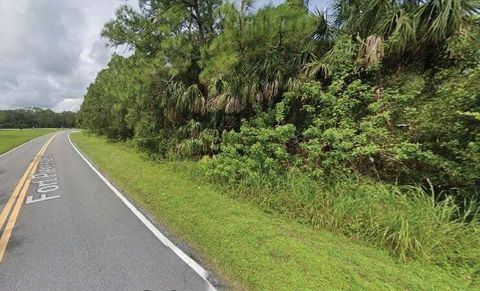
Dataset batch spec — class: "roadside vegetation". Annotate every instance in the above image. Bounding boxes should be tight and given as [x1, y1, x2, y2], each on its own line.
[0, 128, 58, 155]
[72, 132, 476, 290]
[77, 0, 480, 287]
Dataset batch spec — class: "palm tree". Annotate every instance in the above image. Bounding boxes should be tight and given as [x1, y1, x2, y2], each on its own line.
[333, 0, 479, 65]
[416, 0, 480, 45]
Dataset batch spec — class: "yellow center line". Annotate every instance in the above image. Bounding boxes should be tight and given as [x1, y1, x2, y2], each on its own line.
[0, 139, 50, 230]
[0, 133, 58, 262]
[0, 161, 37, 230]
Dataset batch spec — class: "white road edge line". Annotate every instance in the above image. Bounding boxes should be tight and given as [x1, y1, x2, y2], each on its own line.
[68, 132, 217, 291]
[0, 133, 49, 159]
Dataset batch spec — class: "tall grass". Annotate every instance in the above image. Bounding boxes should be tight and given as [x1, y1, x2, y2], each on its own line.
[198, 163, 480, 278]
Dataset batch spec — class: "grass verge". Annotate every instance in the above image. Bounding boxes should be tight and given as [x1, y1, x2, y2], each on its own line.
[0, 128, 58, 155]
[202, 162, 480, 276]
[72, 132, 474, 290]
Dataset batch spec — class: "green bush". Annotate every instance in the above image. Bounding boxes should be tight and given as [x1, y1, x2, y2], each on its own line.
[275, 30, 480, 198]
[207, 112, 297, 186]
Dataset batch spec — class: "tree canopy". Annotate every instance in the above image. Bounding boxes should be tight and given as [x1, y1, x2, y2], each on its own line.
[78, 0, 480, 199]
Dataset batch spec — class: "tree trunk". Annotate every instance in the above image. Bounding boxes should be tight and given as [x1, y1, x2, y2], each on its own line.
[357, 35, 384, 68]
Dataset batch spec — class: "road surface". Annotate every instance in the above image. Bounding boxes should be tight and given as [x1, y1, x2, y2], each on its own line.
[0, 131, 215, 290]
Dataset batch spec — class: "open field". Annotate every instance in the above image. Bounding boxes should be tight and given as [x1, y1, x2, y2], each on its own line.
[72, 132, 474, 290]
[0, 128, 59, 155]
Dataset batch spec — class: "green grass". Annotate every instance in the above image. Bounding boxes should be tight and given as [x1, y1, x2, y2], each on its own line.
[0, 128, 59, 155]
[72, 132, 475, 290]
[203, 165, 480, 275]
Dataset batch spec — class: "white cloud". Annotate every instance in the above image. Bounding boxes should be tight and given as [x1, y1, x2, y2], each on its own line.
[53, 98, 83, 112]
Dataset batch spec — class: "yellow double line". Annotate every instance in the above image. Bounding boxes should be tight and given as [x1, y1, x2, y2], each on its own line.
[0, 134, 57, 262]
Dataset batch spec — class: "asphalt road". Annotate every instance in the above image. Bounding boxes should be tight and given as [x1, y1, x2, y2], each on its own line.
[0, 131, 215, 290]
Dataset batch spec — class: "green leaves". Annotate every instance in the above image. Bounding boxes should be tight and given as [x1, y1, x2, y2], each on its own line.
[80, 0, 480, 200]
[333, 0, 480, 63]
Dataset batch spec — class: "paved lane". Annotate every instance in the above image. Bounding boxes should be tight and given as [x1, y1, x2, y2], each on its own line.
[0, 131, 214, 290]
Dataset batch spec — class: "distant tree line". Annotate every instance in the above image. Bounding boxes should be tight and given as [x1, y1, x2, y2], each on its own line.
[0, 108, 77, 129]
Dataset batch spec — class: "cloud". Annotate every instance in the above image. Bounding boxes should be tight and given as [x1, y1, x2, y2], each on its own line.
[0, 0, 125, 112]
[53, 98, 84, 112]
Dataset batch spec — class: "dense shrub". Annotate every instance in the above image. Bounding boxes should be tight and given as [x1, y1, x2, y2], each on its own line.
[201, 22, 480, 274]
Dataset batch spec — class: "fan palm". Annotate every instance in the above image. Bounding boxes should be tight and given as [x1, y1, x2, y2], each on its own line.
[333, 0, 480, 61]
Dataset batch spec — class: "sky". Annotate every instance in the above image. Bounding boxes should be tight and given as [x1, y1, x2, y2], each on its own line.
[0, 0, 331, 112]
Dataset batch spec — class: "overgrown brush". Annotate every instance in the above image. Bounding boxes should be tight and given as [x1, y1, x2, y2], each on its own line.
[199, 162, 480, 278]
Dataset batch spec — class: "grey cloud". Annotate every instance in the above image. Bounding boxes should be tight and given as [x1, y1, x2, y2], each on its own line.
[26, 1, 82, 74]
[0, 0, 124, 112]
[90, 39, 112, 65]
